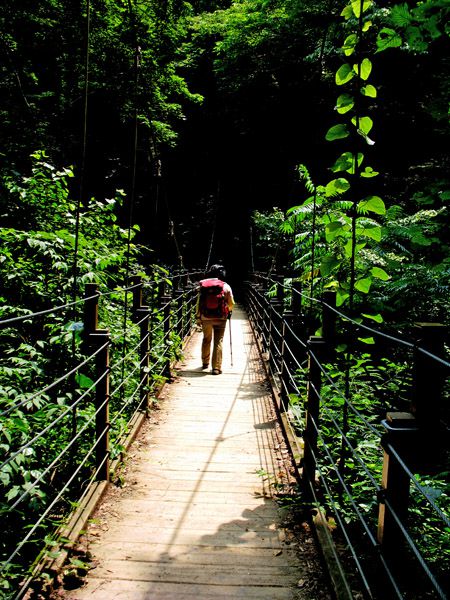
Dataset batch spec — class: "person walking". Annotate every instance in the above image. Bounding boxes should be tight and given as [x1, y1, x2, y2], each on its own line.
[197, 264, 234, 375]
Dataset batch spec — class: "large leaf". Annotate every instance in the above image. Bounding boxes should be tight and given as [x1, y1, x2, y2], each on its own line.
[351, 0, 372, 18]
[355, 277, 372, 293]
[391, 4, 412, 27]
[75, 373, 95, 390]
[361, 84, 377, 98]
[371, 266, 390, 280]
[331, 152, 353, 173]
[325, 221, 349, 242]
[354, 58, 372, 80]
[325, 124, 349, 141]
[336, 93, 354, 114]
[320, 255, 341, 277]
[352, 115, 373, 135]
[341, 4, 353, 20]
[336, 289, 349, 307]
[325, 178, 350, 197]
[376, 28, 403, 53]
[336, 63, 355, 86]
[357, 223, 382, 241]
[343, 34, 357, 56]
[358, 196, 386, 215]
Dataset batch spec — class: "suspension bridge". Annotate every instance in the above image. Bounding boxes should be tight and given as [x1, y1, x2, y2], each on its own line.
[0, 272, 449, 600]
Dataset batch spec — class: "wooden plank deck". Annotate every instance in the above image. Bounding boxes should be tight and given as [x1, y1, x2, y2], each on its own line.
[63, 306, 325, 600]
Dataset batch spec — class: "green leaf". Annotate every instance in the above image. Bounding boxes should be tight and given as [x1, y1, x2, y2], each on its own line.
[352, 116, 373, 135]
[361, 84, 377, 98]
[361, 166, 379, 178]
[336, 289, 349, 307]
[325, 124, 349, 141]
[336, 93, 354, 114]
[341, 4, 353, 20]
[357, 223, 382, 241]
[6, 486, 21, 502]
[75, 373, 95, 390]
[331, 152, 353, 172]
[362, 313, 383, 323]
[362, 20, 372, 32]
[358, 196, 386, 215]
[354, 58, 372, 80]
[391, 4, 412, 27]
[344, 240, 366, 258]
[343, 34, 357, 56]
[320, 256, 341, 277]
[371, 267, 390, 280]
[358, 337, 375, 344]
[376, 28, 403, 53]
[355, 277, 372, 293]
[336, 63, 355, 86]
[351, 0, 372, 18]
[325, 178, 350, 197]
[325, 221, 349, 241]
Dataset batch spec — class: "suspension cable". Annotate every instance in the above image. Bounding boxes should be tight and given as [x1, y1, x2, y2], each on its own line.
[71, 0, 91, 309]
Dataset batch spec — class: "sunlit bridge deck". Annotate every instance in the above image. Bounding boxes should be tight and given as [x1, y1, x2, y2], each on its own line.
[63, 306, 325, 600]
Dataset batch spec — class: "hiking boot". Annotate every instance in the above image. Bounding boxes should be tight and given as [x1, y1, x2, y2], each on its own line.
[202, 364, 209, 369]
[212, 369, 222, 375]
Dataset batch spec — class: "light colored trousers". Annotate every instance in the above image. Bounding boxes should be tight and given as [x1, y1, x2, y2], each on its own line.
[201, 318, 227, 370]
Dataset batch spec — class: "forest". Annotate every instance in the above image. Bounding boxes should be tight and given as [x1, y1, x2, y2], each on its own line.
[0, 0, 449, 597]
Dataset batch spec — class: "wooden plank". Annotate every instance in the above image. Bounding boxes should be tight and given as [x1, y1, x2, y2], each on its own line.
[63, 307, 306, 599]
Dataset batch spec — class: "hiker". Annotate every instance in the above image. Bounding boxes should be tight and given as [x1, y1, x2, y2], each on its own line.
[197, 264, 234, 375]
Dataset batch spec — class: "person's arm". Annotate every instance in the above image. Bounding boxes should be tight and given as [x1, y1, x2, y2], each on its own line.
[225, 284, 234, 312]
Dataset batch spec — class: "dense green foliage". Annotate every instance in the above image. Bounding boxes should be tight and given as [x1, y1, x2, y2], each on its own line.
[0, 0, 449, 596]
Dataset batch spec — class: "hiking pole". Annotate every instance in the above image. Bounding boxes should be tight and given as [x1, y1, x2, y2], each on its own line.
[228, 315, 233, 367]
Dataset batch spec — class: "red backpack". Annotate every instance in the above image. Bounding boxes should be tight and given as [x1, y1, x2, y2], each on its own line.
[199, 278, 229, 319]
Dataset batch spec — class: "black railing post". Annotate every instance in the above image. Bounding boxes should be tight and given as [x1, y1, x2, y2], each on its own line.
[132, 276, 151, 412]
[83, 284, 110, 482]
[302, 336, 326, 500]
[159, 285, 172, 380]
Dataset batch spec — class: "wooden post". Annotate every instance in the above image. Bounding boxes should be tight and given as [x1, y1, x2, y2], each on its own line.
[377, 412, 418, 553]
[303, 337, 326, 499]
[83, 284, 110, 482]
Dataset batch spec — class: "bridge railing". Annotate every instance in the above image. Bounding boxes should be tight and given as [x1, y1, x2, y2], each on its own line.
[246, 273, 449, 600]
[0, 269, 202, 597]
